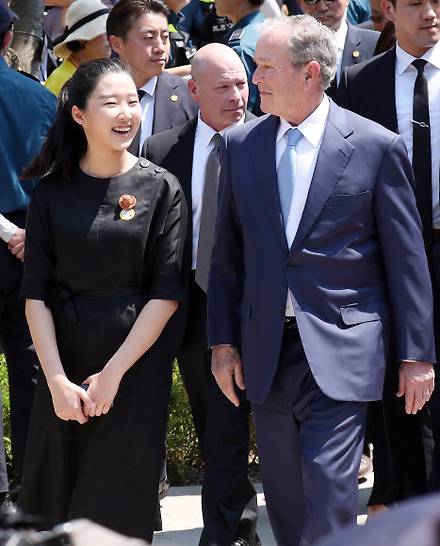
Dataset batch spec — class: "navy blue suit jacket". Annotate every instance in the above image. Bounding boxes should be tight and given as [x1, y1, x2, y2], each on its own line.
[207, 101, 435, 404]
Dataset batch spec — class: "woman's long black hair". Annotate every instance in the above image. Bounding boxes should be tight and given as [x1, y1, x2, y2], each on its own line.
[23, 57, 130, 180]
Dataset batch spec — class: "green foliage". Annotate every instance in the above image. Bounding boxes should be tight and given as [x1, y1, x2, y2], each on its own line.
[0, 355, 12, 475]
[167, 361, 204, 484]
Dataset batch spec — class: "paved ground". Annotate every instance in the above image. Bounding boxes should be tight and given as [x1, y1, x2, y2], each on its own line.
[154, 476, 373, 545]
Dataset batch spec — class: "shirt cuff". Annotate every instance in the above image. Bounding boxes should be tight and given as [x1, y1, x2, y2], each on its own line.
[0, 214, 18, 243]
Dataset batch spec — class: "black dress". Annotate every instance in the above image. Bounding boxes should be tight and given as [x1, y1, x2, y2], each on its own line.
[18, 158, 187, 542]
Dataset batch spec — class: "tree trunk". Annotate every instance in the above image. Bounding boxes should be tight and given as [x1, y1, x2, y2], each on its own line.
[10, 0, 44, 77]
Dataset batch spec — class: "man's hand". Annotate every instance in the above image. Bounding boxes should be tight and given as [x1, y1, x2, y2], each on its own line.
[397, 360, 435, 414]
[211, 345, 245, 407]
[8, 228, 25, 261]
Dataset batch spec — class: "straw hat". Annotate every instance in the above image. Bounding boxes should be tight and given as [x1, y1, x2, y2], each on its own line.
[53, 0, 109, 59]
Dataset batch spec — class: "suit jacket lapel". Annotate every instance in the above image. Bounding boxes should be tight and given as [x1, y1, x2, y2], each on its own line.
[251, 115, 288, 252]
[153, 75, 179, 134]
[341, 24, 361, 71]
[291, 102, 355, 251]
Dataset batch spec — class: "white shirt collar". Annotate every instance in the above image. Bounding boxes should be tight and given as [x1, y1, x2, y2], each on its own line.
[276, 95, 330, 148]
[196, 112, 246, 147]
[139, 76, 158, 97]
[335, 19, 348, 51]
[395, 41, 440, 75]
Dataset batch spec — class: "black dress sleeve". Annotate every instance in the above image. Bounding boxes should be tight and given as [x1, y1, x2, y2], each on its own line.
[144, 171, 188, 302]
[20, 182, 56, 302]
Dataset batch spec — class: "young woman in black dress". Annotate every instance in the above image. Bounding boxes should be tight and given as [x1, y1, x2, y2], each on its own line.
[19, 58, 187, 542]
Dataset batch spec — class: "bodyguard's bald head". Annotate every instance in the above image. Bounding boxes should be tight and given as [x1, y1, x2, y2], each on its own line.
[190, 42, 245, 81]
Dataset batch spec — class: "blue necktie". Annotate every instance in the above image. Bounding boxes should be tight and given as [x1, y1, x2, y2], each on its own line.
[277, 127, 303, 226]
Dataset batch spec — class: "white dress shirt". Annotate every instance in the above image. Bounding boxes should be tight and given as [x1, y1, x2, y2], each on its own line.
[335, 19, 348, 84]
[276, 95, 330, 315]
[191, 113, 245, 269]
[0, 214, 17, 243]
[395, 42, 440, 228]
[138, 76, 158, 154]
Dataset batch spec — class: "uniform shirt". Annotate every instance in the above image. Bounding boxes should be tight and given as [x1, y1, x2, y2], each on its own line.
[44, 57, 76, 96]
[276, 95, 330, 315]
[191, 113, 245, 268]
[335, 19, 348, 84]
[395, 42, 440, 228]
[0, 57, 56, 215]
[138, 76, 158, 153]
[225, 11, 265, 114]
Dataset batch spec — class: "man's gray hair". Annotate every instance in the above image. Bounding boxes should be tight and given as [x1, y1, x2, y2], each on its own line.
[260, 14, 337, 90]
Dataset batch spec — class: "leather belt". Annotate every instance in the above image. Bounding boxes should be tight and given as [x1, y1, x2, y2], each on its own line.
[284, 316, 298, 330]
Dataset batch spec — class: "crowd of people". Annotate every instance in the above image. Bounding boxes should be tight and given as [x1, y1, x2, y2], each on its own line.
[1, 0, 440, 544]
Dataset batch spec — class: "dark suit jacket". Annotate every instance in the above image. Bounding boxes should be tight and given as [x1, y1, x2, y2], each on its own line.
[142, 111, 255, 280]
[337, 46, 398, 132]
[208, 101, 435, 404]
[327, 24, 379, 100]
[152, 72, 199, 134]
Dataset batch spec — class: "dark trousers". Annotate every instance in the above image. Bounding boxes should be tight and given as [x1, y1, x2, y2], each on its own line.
[173, 275, 258, 545]
[368, 240, 440, 504]
[0, 211, 37, 485]
[252, 326, 367, 546]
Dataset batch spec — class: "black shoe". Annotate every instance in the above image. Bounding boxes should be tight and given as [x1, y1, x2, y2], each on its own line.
[232, 536, 262, 546]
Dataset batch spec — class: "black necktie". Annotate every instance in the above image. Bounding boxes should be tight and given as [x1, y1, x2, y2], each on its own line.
[412, 58, 432, 248]
[195, 133, 223, 293]
[129, 90, 146, 156]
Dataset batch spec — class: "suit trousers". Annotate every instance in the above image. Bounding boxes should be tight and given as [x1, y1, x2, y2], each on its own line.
[174, 275, 258, 545]
[0, 211, 37, 484]
[369, 239, 440, 504]
[252, 325, 367, 546]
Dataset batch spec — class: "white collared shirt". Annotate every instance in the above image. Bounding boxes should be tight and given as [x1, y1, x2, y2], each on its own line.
[395, 42, 440, 228]
[0, 214, 17, 243]
[335, 19, 348, 84]
[138, 76, 158, 154]
[276, 95, 330, 315]
[191, 113, 245, 269]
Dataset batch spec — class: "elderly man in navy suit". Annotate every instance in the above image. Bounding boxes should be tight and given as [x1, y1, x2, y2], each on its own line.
[208, 14, 435, 546]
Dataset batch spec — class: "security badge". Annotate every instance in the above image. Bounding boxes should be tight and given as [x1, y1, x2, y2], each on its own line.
[119, 194, 137, 221]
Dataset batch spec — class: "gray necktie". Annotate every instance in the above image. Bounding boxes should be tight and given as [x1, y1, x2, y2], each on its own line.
[277, 127, 303, 226]
[195, 133, 223, 293]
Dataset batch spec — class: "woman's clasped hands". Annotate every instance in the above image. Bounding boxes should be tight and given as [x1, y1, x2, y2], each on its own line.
[49, 366, 122, 424]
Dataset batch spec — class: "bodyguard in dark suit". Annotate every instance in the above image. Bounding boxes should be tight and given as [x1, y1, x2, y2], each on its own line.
[338, 0, 440, 500]
[300, 0, 379, 98]
[144, 43, 259, 546]
[208, 14, 435, 546]
[107, 0, 198, 155]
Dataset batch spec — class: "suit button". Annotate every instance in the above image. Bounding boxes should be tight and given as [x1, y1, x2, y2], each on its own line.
[287, 261, 295, 269]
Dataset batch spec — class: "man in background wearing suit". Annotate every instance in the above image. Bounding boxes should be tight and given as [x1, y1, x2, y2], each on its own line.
[299, 0, 379, 98]
[338, 0, 440, 502]
[107, 0, 198, 155]
[144, 43, 259, 546]
[208, 14, 435, 546]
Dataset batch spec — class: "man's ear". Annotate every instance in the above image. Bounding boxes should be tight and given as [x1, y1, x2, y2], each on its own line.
[382, 0, 396, 23]
[108, 34, 123, 55]
[187, 78, 200, 104]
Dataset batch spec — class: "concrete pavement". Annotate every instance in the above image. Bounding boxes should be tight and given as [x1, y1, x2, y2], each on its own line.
[154, 477, 373, 545]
